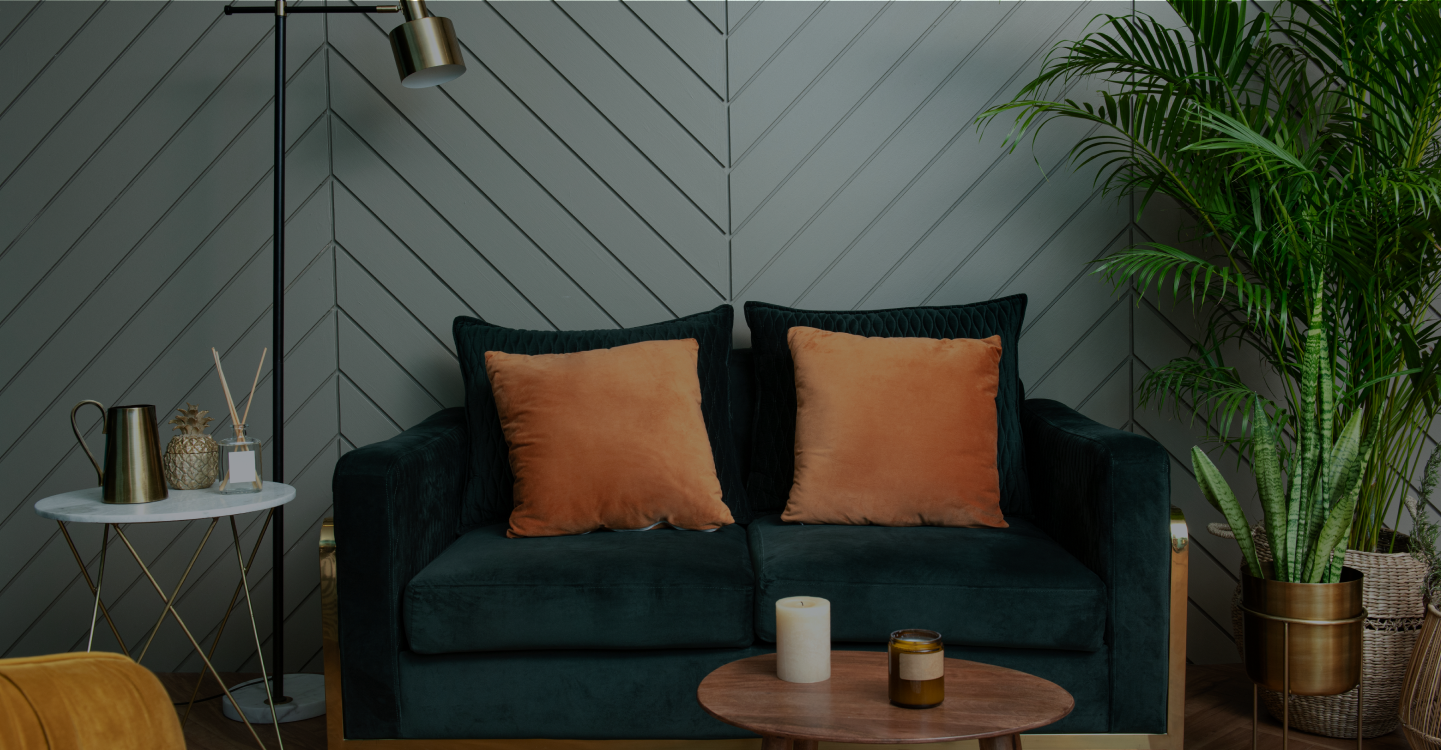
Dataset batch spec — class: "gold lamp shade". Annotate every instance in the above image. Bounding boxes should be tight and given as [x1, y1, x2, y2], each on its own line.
[389, 0, 464, 89]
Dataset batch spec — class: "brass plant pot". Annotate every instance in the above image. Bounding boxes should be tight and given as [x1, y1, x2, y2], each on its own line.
[1242, 565, 1364, 696]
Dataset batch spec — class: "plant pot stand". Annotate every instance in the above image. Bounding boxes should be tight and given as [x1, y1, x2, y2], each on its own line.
[1240, 603, 1366, 750]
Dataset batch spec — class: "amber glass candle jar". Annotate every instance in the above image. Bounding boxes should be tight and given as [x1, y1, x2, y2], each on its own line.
[888, 629, 944, 708]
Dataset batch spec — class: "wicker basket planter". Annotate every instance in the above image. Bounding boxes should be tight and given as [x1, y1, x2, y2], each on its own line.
[1222, 524, 1426, 738]
[1400, 603, 1441, 750]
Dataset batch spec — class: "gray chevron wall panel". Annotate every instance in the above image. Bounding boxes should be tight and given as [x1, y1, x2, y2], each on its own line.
[0, 0, 1242, 675]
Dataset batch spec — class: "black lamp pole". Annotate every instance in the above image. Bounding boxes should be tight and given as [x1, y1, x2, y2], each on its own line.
[223, 0, 463, 711]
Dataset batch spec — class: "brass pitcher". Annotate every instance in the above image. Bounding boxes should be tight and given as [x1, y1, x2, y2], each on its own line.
[70, 402, 170, 504]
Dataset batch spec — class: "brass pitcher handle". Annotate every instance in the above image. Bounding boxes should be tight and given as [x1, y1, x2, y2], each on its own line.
[70, 400, 106, 486]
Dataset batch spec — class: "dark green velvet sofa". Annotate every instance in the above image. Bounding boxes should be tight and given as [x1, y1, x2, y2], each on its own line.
[323, 341, 1187, 745]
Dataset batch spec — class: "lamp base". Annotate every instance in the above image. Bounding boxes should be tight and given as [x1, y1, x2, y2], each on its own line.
[221, 673, 325, 723]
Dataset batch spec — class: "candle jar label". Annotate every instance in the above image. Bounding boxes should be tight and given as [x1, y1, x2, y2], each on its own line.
[899, 650, 944, 681]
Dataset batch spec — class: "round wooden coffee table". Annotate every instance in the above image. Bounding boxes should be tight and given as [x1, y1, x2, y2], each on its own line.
[697, 651, 1073, 749]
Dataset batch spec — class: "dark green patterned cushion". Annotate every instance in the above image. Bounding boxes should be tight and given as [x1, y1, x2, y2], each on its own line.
[453, 305, 749, 529]
[742, 297, 1030, 516]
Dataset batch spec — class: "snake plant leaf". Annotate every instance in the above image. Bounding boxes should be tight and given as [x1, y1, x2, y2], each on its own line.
[1250, 400, 1288, 577]
[1323, 410, 1365, 512]
[1289, 297, 1326, 580]
[1305, 456, 1365, 583]
[1193, 446, 1264, 578]
[1304, 431, 1373, 583]
[1318, 348, 1335, 504]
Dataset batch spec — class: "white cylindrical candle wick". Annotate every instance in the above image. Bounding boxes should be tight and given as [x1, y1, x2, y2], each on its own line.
[776, 596, 830, 683]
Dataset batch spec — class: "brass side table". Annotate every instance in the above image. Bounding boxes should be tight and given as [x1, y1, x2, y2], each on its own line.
[34, 482, 296, 750]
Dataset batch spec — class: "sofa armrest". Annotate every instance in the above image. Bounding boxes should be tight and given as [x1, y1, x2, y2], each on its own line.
[1020, 398, 1171, 734]
[332, 407, 468, 738]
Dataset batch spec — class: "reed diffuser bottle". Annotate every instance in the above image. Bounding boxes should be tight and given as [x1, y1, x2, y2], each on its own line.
[217, 424, 262, 494]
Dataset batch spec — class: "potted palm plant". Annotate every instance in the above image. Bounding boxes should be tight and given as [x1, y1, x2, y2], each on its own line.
[979, 0, 1441, 737]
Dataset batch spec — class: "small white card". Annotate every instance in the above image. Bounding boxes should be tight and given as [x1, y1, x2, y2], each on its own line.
[228, 451, 258, 484]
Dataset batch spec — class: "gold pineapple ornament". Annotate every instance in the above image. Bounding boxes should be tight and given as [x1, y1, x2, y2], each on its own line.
[163, 403, 219, 490]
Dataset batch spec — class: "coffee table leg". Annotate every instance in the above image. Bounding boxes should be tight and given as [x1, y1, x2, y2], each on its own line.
[979, 734, 1023, 750]
[792, 740, 818, 750]
[761, 736, 792, 750]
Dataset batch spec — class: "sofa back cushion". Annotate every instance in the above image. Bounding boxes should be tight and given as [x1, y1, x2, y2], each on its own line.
[742, 297, 1030, 517]
[454, 305, 749, 529]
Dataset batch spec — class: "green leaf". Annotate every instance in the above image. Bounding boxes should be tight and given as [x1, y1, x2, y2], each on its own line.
[1193, 446, 1265, 578]
[1251, 400, 1289, 577]
[1305, 439, 1371, 583]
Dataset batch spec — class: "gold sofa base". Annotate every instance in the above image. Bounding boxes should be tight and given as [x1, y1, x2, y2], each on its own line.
[319, 509, 1189, 750]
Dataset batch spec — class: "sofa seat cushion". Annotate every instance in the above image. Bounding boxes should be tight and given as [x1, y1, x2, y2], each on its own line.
[405, 523, 755, 653]
[749, 515, 1105, 651]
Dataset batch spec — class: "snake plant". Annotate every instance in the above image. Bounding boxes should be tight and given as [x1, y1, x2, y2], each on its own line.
[1192, 300, 1374, 584]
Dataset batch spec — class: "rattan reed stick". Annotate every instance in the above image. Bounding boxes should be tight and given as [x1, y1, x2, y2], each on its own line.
[211, 348, 243, 440]
[239, 348, 266, 427]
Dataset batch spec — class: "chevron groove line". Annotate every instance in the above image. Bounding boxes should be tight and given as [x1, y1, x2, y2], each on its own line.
[329, 130, 554, 329]
[729, 2, 825, 102]
[0, 2, 43, 58]
[1027, 298, 1124, 393]
[0, 0, 108, 126]
[337, 308, 446, 419]
[415, 44, 723, 309]
[329, 40, 642, 326]
[733, 4, 1051, 298]
[727, 4, 896, 214]
[0, 39, 327, 358]
[1018, 225, 1129, 338]
[486, 3, 728, 236]
[0, 1, 169, 192]
[0, 12, 288, 274]
[327, 100, 621, 329]
[686, 0, 724, 36]
[915, 124, 1099, 305]
[337, 244, 460, 365]
[621, 0, 724, 101]
[553, 3, 724, 168]
[1074, 355, 1131, 412]
[332, 185, 482, 325]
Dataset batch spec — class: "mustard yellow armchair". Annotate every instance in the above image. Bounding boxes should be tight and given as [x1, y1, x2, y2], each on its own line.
[0, 652, 184, 750]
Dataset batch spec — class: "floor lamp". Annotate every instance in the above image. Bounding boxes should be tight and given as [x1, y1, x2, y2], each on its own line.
[220, 0, 464, 725]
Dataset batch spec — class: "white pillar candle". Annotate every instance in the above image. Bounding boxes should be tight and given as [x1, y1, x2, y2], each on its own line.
[776, 596, 830, 683]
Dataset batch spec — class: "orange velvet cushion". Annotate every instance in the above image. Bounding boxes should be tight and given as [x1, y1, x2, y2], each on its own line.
[485, 339, 733, 538]
[782, 326, 1007, 528]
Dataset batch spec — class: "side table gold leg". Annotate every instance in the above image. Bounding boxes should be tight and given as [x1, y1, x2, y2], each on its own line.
[979, 734, 1023, 750]
[231, 516, 285, 749]
[58, 521, 127, 654]
[85, 524, 110, 652]
[135, 518, 218, 663]
[182, 510, 273, 727]
[111, 523, 270, 750]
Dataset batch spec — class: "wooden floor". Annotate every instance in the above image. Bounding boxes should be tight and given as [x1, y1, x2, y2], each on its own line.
[160, 665, 1412, 750]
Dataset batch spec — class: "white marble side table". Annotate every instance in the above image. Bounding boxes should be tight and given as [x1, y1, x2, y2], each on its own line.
[35, 483, 295, 750]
